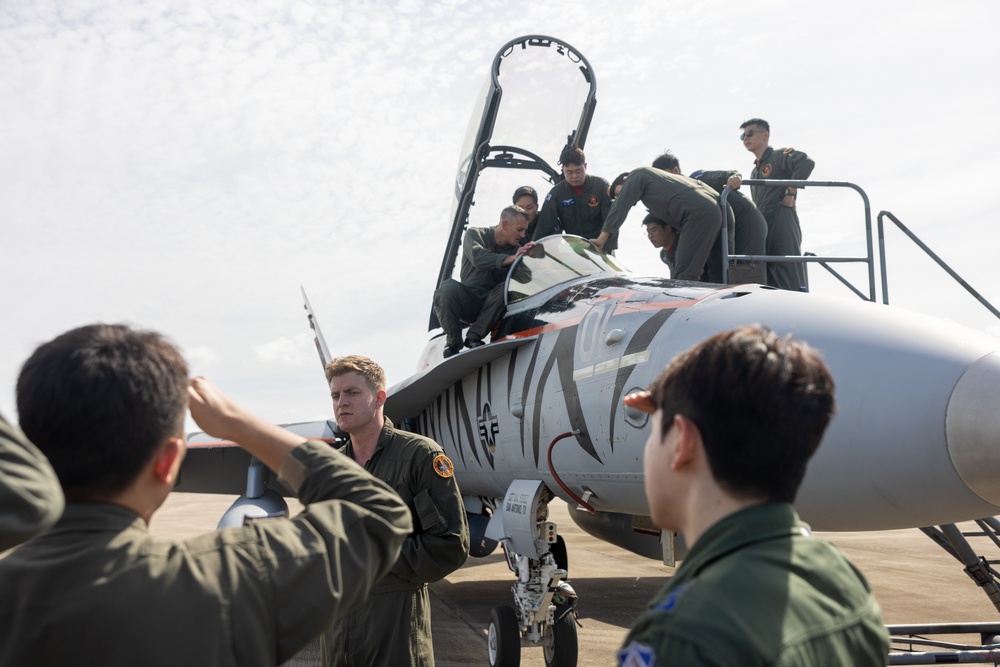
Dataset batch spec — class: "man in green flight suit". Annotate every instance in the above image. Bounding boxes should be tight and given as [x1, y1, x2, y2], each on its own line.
[651, 151, 768, 260]
[741, 117, 816, 291]
[433, 205, 535, 357]
[599, 167, 733, 283]
[533, 146, 617, 251]
[513, 185, 540, 245]
[618, 325, 889, 666]
[0, 323, 412, 666]
[321, 355, 469, 667]
[0, 413, 63, 550]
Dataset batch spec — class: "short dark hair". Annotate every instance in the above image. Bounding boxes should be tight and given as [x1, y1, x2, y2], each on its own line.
[559, 146, 586, 167]
[651, 151, 680, 172]
[609, 171, 630, 198]
[649, 324, 834, 503]
[642, 213, 668, 229]
[16, 324, 189, 501]
[740, 118, 770, 132]
[512, 185, 537, 204]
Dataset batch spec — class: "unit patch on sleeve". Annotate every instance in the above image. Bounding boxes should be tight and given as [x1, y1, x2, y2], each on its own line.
[617, 642, 656, 666]
[433, 454, 455, 478]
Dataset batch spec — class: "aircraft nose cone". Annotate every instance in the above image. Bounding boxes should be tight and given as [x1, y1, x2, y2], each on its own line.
[947, 350, 1000, 506]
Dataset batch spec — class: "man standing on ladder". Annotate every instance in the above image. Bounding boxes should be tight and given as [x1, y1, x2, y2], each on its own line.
[740, 118, 815, 291]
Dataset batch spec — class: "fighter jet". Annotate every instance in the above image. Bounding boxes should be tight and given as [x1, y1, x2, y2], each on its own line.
[179, 35, 1000, 667]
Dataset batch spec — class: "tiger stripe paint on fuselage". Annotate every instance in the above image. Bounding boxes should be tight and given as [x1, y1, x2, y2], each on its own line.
[413, 276, 721, 501]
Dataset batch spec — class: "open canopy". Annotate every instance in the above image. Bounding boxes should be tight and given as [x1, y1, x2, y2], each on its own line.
[430, 35, 598, 329]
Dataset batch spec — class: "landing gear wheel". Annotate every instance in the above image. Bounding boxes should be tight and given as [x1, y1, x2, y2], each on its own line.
[551, 534, 569, 572]
[488, 605, 521, 667]
[543, 607, 578, 667]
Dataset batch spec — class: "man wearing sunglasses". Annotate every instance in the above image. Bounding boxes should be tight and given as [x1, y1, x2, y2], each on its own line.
[740, 118, 815, 292]
[617, 325, 889, 666]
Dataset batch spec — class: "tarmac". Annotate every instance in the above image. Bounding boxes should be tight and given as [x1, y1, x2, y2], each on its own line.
[152, 493, 1000, 666]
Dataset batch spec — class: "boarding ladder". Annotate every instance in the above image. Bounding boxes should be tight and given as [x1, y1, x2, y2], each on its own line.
[718, 179, 1000, 320]
[717, 181, 1000, 664]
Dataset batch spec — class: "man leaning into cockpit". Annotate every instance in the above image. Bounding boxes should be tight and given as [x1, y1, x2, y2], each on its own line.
[433, 205, 535, 358]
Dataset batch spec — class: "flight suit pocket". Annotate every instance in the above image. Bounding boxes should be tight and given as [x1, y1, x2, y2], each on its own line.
[413, 488, 446, 535]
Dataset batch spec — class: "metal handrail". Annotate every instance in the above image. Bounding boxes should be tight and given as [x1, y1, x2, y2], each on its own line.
[718, 179, 876, 301]
[803, 252, 869, 301]
[877, 210, 1000, 320]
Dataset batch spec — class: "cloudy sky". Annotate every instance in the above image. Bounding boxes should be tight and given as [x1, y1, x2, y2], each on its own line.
[2, 0, 998, 430]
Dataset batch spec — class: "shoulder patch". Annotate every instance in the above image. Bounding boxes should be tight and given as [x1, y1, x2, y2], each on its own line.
[761, 163, 773, 178]
[689, 169, 704, 179]
[544, 192, 553, 202]
[617, 642, 657, 666]
[653, 580, 695, 615]
[432, 454, 455, 478]
[587, 194, 599, 207]
[783, 147, 795, 154]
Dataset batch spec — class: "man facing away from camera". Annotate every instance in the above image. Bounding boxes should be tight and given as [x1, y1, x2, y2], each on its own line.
[618, 324, 889, 666]
[0, 323, 412, 667]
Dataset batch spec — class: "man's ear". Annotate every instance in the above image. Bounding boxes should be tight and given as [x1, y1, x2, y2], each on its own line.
[670, 415, 701, 471]
[152, 437, 186, 485]
[375, 389, 387, 410]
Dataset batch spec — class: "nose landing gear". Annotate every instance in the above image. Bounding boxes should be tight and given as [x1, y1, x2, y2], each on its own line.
[485, 480, 581, 666]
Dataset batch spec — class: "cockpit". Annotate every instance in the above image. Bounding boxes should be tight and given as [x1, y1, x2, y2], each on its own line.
[506, 235, 628, 305]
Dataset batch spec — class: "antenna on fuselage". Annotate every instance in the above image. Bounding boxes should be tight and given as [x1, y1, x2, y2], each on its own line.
[301, 286, 333, 370]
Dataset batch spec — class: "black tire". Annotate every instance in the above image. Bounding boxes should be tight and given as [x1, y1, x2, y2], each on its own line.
[543, 609, 578, 667]
[488, 605, 521, 667]
[551, 535, 569, 572]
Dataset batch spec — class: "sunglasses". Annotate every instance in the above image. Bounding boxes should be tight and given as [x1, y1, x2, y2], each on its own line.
[740, 130, 765, 141]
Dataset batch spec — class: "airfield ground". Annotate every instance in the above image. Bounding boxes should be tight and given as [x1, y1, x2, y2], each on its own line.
[153, 494, 1000, 666]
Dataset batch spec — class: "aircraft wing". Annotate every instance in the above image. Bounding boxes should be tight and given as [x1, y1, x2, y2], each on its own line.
[385, 337, 537, 421]
[176, 419, 339, 495]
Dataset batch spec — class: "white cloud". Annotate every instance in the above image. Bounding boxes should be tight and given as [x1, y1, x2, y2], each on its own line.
[1, 0, 998, 423]
[253, 333, 316, 367]
[184, 345, 221, 371]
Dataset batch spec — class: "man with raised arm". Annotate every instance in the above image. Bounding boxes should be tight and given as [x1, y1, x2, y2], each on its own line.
[0, 323, 411, 667]
[618, 325, 889, 665]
